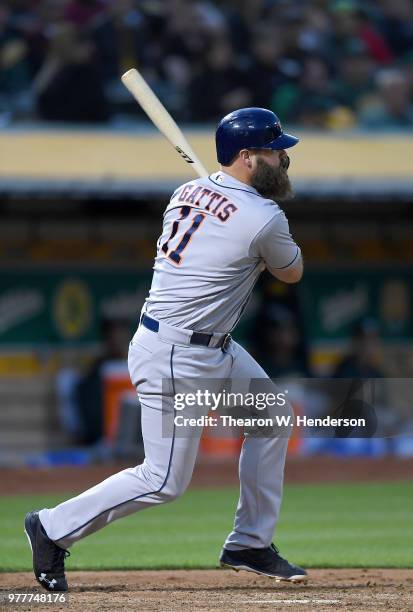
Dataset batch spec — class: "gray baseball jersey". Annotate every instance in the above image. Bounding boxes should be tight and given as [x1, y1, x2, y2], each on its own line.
[145, 171, 301, 333]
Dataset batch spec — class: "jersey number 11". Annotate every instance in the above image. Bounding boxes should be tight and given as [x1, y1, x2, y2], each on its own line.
[161, 206, 206, 264]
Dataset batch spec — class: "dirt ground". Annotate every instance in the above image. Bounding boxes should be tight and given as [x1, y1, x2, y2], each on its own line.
[2, 456, 413, 495]
[1, 569, 412, 612]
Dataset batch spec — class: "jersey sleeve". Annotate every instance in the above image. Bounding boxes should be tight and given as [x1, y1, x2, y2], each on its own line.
[251, 211, 301, 270]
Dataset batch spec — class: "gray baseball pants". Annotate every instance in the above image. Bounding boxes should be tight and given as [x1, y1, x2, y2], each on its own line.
[39, 323, 291, 550]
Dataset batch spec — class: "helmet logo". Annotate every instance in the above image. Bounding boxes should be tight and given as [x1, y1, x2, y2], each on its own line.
[270, 124, 282, 139]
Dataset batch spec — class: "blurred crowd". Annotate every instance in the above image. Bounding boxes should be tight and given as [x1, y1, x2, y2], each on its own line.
[1, 0, 413, 127]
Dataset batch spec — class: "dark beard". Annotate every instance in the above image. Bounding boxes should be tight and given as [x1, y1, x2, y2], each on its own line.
[250, 156, 293, 201]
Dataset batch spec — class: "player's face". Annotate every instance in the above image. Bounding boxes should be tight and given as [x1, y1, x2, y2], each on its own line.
[249, 149, 293, 201]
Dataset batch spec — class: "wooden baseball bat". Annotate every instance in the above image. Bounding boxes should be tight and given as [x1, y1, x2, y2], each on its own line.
[121, 68, 209, 178]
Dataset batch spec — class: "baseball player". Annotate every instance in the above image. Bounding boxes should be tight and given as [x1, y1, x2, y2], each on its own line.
[25, 107, 307, 590]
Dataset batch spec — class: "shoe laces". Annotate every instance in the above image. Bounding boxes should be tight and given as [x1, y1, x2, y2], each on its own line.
[50, 545, 70, 573]
[270, 543, 291, 568]
[253, 544, 281, 560]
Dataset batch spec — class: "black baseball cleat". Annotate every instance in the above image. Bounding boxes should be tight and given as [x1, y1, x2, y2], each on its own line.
[220, 543, 308, 582]
[24, 511, 70, 592]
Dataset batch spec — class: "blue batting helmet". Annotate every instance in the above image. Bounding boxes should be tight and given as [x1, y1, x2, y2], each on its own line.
[215, 107, 299, 166]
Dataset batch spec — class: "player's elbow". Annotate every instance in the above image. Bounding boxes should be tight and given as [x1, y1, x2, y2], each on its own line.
[269, 257, 303, 284]
[278, 267, 303, 284]
[283, 269, 303, 284]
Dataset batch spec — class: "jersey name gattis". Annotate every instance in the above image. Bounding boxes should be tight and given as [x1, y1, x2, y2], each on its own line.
[177, 184, 238, 222]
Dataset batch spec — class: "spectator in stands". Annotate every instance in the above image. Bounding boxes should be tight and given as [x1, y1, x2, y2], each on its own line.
[359, 68, 413, 128]
[334, 48, 376, 112]
[331, 319, 393, 447]
[254, 302, 311, 379]
[221, 0, 261, 56]
[164, 0, 225, 65]
[272, 55, 338, 128]
[377, 0, 413, 59]
[0, 4, 31, 119]
[248, 26, 288, 109]
[331, 1, 394, 65]
[299, 3, 333, 58]
[333, 319, 384, 379]
[33, 22, 109, 122]
[63, 0, 106, 28]
[76, 317, 131, 445]
[189, 38, 252, 121]
[90, 0, 147, 85]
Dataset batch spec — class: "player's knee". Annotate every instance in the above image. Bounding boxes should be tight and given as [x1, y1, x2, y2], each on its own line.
[158, 478, 188, 503]
[138, 462, 170, 493]
[137, 460, 190, 503]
